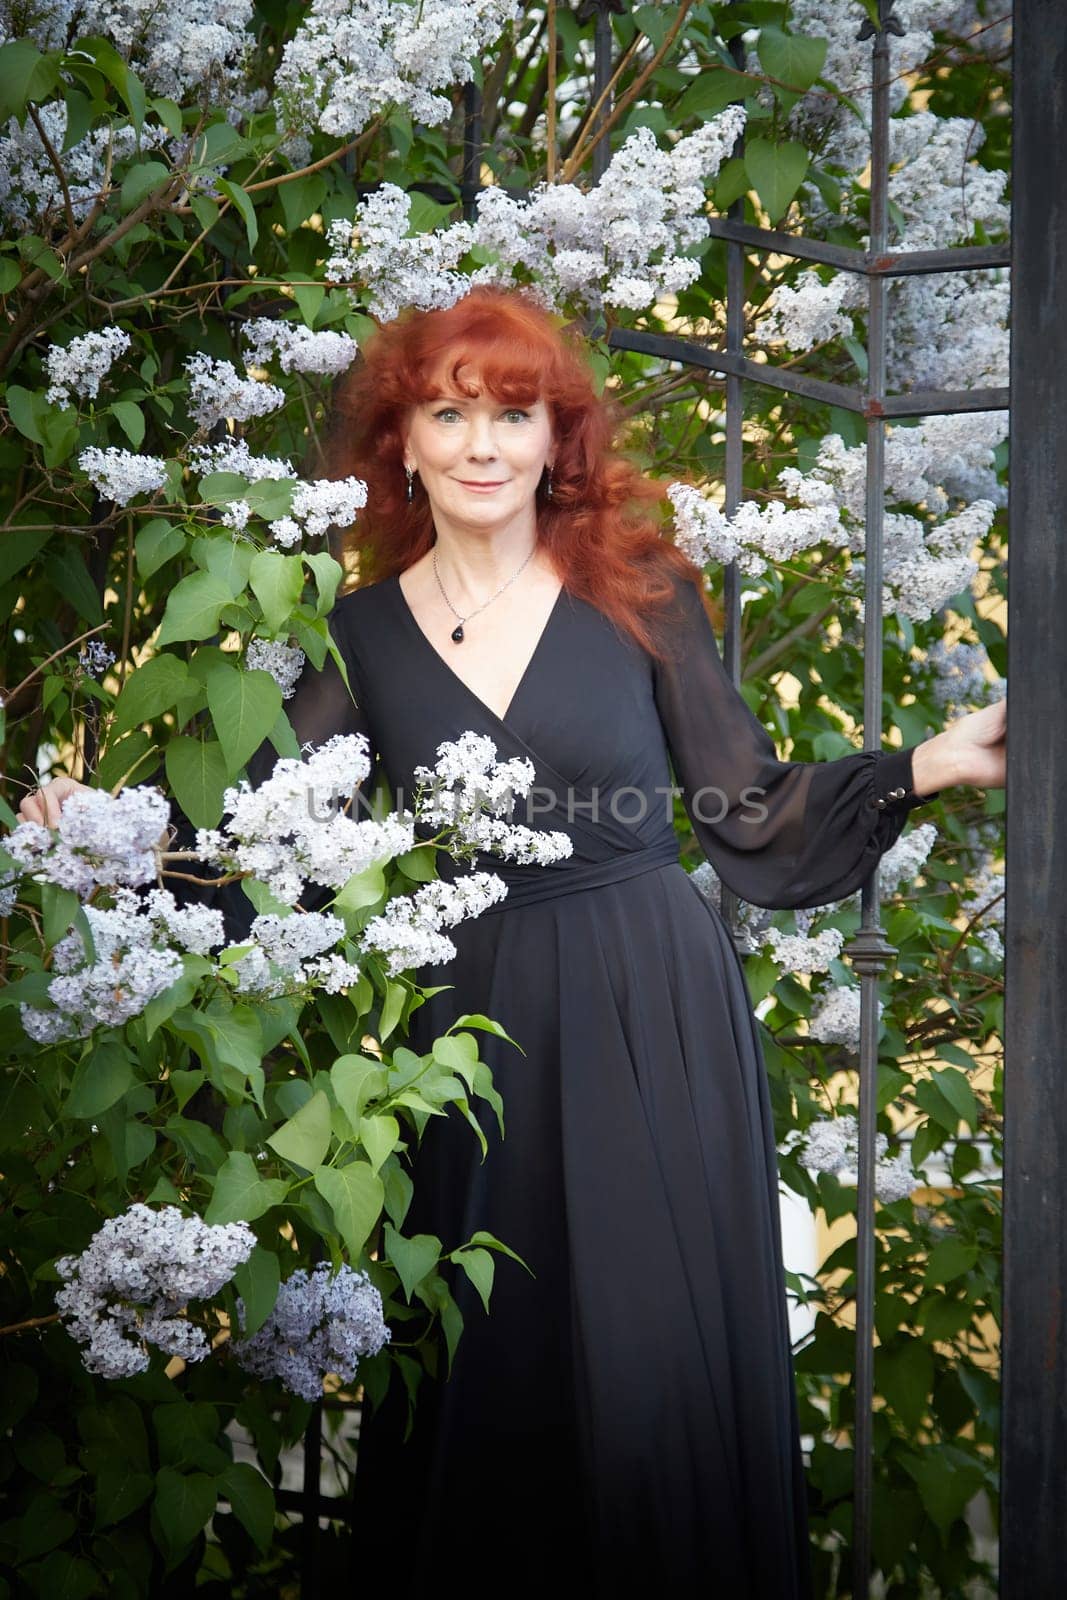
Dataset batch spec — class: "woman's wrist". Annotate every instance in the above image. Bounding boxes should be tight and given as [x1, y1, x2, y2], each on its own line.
[911, 732, 962, 797]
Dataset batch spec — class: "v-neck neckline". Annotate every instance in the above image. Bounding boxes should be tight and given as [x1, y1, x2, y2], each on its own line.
[390, 569, 567, 730]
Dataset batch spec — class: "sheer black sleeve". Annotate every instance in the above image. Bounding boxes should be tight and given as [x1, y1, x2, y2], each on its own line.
[651, 574, 940, 911]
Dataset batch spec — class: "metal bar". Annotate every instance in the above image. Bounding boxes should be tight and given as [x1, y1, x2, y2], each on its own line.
[846, 8, 897, 1597]
[707, 217, 1010, 277]
[607, 328, 869, 411]
[608, 328, 1010, 418]
[719, 28, 747, 938]
[461, 83, 484, 223]
[1001, 2, 1067, 1593]
[590, 1, 615, 184]
[300, 1398, 323, 1598]
[880, 387, 1010, 417]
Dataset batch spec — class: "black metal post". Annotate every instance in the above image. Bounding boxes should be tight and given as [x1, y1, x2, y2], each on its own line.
[1001, 2, 1067, 1592]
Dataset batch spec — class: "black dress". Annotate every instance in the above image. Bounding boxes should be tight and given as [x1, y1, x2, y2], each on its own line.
[237, 568, 933, 1597]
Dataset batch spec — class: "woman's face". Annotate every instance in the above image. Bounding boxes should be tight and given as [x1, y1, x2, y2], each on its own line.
[402, 370, 554, 538]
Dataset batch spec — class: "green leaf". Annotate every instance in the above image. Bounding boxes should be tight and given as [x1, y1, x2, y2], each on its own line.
[191, 533, 254, 596]
[204, 663, 282, 776]
[206, 1151, 289, 1225]
[168, 1004, 264, 1081]
[218, 1462, 275, 1555]
[382, 1223, 440, 1300]
[248, 550, 305, 634]
[165, 736, 228, 829]
[217, 178, 258, 252]
[232, 1246, 281, 1337]
[111, 653, 191, 736]
[119, 158, 171, 214]
[153, 1466, 216, 1554]
[334, 861, 387, 915]
[0, 255, 21, 292]
[278, 171, 328, 233]
[65, 1039, 135, 1118]
[268, 1089, 332, 1171]
[313, 1160, 383, 1260]
[34, 1552, 98, 1600]
[455, 1246, 495, 1315]
[924, 1238, 979, 1288]
[676, 66, 749, 122]
[876, 1339, 933, 1433]
[78, 36, 146, 129]
[331, 1054, 388, 1128]
[0, 41, 59, 120]
[109, 400, 144, 448]
[156, 570, 234, 646]
[756, 26, 828, 91]
[135, 517, 186, 579]
[358, 1112, 399, 1174]
[931, 1066, 978, 1132]
[94, 1463, 154, 1529]
[304, 550, 343, 617]
[6, 383, 46, 444]
[744, 138, 809, 223]
[40, 881, 80, 947]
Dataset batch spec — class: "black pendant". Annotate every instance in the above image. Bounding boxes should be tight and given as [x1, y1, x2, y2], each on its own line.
[451, 623, 465, 642]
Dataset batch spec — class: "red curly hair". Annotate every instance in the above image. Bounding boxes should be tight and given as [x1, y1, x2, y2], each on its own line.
[326, 285, 711, 660]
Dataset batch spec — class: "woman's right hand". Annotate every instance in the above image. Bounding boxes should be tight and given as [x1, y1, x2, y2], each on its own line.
[17, 776, 93, 829]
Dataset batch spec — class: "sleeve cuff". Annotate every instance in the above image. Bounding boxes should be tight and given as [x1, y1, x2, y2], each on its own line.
[871, 747, 940, 814]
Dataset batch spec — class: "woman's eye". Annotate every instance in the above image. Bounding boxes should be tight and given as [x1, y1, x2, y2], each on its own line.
[433, 407, 462, 421]
[504, 409, 531, 422]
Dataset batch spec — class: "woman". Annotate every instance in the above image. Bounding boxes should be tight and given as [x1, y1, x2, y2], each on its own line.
[22, 287, 1006, 1596]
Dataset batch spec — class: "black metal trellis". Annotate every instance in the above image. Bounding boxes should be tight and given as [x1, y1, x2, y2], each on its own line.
[289, 4, 1044, 1596]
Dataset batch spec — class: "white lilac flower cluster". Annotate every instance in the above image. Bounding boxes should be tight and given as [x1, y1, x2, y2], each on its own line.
[923, 637, 1005, 716]
[184, 352, 286, 431]
[229, 909, 361, 997]
[0, 101, 167, 229]
[241, 319, 359, 377]
[668, 477, 847, 579]
[19, 887, 225, 1042]
[188, 437, 296, 482]
[876, 820, 938, 895]
[4, 0, 256, 101]
[361, 870, 509, 975]
[78, 445, 168, 506]
[324, 109, 746, 322]
[275, 0, 519, 141]
[688, 418, 1004, 622]
[54, 1203, 256, 1379]
[234, 1261, 390, 1401]
[778, 0, 968, 179]
[959, 854, 1004, 961]
[195, 732, 412, 907]
[245, 638, 307, 700]
[806, 983, 883, 1050]
[77, 638, 117, 677]
[788, 1113, 917, 1204]
[687, 859, 772, 954]
[763, 926, 845, 974]
[752, 270, 855, 352]
[4, 784, 170, 898]
[267, 475, 367, 549]
[45, 328, 131, 409]
[412, 732, 574, 866]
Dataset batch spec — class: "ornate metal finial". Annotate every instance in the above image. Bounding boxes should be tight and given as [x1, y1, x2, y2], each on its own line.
[856, 0, 906, 41]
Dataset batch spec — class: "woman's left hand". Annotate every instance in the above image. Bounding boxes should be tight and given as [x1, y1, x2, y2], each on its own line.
[912, 696, 1006, 796]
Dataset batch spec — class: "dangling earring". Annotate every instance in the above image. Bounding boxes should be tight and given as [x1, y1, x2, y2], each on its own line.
[405, 465, 414, 503]
[545, 465, 554, 500]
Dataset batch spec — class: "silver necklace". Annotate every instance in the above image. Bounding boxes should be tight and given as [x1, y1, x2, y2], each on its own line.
[433, 544, 538, 642]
